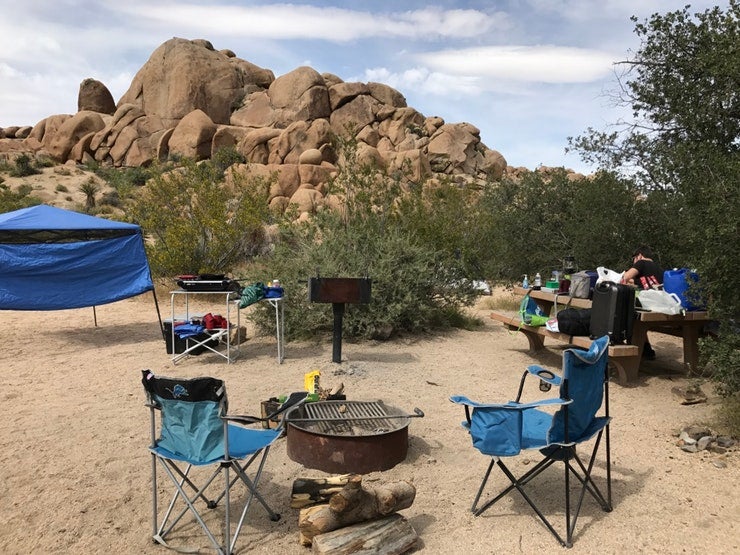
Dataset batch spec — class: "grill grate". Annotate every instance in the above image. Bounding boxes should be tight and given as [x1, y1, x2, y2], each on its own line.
[299, 400, 404, 436]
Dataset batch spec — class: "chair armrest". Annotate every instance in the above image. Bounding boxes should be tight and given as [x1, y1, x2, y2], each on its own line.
[224, 392, 309, 428]
[450, 395, 569, 411]
[526, 364, 562, 387]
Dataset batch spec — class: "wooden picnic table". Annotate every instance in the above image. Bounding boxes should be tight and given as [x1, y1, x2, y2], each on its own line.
[490, 287, 712, 384]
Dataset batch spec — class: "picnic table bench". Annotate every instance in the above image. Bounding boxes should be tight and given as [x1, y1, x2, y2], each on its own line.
[490, 287, 712, 384]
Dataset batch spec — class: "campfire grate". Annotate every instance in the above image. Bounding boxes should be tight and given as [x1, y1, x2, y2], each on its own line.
[297, 400, 406, 436]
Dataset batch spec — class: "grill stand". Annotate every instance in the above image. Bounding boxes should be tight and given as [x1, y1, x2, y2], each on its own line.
[332, 302, 344, 363]
[307, 276, 372, 364]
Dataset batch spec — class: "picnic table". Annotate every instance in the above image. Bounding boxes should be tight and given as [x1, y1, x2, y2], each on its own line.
[490, 286, 712, 384]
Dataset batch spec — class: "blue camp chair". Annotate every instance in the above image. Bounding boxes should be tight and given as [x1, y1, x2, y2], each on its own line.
[142, 370, 300, 555]
[450, 335, 612, 548]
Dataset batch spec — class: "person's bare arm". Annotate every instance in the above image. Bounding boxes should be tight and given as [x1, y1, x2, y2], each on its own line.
[621, 267, 639, 284]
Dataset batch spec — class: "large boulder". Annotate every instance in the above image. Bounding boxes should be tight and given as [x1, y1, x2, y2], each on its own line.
[168, 109, 217, 160]
[268, 66, 331, 126]
[269, 119, 333, 164]
[78, 78, 116, 115]
[118, 38, 274, 128]
[7, 36, 514, 219]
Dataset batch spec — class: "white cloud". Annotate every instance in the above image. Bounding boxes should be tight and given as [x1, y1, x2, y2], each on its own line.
[417, 45, 616, 84]
[360, 66, 482, 97]
[111, 3, 504, 41]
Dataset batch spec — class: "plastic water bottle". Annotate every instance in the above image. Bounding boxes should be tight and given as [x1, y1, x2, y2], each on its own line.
[522, 274, 529, 289]
[534, 273, 542, 288]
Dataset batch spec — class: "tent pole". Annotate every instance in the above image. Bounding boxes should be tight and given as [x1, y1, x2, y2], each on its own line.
[151, 288, 165, 339]
[93, 305, 98, 327]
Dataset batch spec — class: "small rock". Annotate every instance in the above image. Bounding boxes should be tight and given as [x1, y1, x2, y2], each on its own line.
[682, 426, 712, 441]
[709, 445, 727, 454]
[679, 431, 697, 445]
[716, 436, 736, 448]
[671, 386, 707, 405]
[697, 436, 713, 451]
[681, 443, 699, 453]
[712, 460, 727, 469]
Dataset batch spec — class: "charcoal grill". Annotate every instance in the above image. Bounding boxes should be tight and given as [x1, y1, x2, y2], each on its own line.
[286, 400, 423, 474]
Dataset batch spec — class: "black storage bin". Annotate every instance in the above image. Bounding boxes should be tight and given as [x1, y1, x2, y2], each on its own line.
[164, 320, 187, 354]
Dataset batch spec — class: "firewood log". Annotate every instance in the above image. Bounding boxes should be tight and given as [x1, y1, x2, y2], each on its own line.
[298, 475, 416, 543]
[291, 474, 352, 508]
[311, 513, 418, 555]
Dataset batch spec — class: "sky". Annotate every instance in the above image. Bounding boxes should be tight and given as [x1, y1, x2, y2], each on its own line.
[0, 0, 725, 173]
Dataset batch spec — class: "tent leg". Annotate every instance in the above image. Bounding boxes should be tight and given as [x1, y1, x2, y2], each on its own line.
[93, 305, 98, 327]
[152, 288, 165, 339]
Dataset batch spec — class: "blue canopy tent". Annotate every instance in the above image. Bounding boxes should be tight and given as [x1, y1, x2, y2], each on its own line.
[0, 205, 162, 329]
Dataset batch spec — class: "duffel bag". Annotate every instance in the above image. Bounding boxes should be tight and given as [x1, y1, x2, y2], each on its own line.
[556, 307, 592, 336]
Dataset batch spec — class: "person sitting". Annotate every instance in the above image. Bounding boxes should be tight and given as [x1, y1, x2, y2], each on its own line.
[621, 245, 664, 360]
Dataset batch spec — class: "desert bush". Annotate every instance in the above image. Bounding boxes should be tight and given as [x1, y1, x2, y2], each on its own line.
[9, 154, 40, 177]
[249, 137, 481, 340]
[0, 183, 39, 212]
[211, 146, 246, 179]
[93, 164, 160, 199]
[126, 156, 271, 277]
[476, 169, 641, 282]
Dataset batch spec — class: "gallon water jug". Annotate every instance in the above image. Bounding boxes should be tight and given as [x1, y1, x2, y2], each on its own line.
[663, 268, 704, 310]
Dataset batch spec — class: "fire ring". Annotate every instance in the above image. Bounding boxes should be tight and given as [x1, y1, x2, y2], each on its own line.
[285, 400, 423, 474]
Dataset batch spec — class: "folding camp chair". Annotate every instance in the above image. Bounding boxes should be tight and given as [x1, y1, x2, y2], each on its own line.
[142, 370, 302, 554]
[450, 335, 612, 548]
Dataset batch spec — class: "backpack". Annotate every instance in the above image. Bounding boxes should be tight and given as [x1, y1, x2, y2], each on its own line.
[519, 294, 548, 326]
[556, 308, 592, 336]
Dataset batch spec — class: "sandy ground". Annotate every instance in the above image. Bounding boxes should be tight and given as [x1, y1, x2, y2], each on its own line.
[1, 291, 737, 555]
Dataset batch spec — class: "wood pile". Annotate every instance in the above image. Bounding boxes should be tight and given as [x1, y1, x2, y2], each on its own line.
[292, 474, 418, 554]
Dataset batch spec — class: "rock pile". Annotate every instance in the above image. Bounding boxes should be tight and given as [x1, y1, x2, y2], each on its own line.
[0, 37, 507, 218]
[676, 425, 736, 466]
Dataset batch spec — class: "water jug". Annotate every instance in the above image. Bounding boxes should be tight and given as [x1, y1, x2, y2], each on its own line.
[663, 268, 703, 310]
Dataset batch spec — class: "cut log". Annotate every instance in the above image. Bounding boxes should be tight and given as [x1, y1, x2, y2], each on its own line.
[311, 513, 418, 555]
[299, 475, 416, 543]
[292, 474, 353, 508]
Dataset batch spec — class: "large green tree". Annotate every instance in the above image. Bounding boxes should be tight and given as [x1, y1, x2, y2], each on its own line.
[569, 2, 740, 398]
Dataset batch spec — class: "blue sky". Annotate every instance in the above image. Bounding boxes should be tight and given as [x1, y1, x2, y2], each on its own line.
[0, 1, 724, 173]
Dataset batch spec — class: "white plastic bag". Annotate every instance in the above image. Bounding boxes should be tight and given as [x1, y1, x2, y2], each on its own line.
[637, 289, 684, 315]
[596, 266, 623, 284]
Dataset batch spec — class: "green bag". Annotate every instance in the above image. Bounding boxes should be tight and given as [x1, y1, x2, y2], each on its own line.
[239, 282, 265, 308]
[519, 294, 548, 327]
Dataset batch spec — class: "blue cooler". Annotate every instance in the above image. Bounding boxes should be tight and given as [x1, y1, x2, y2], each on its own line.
[663, 268, 704, 310]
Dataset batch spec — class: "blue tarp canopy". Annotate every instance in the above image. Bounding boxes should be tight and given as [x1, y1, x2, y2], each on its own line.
[0, 205, 154, 310]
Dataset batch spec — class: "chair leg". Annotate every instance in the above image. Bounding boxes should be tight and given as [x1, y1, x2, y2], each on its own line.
[471, 436, 612, 549]
[471, 457, 496, 513]
[156, 459, 226, 553]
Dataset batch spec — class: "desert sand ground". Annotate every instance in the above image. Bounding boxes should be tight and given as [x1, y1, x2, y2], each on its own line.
[1, 290, 737, 555]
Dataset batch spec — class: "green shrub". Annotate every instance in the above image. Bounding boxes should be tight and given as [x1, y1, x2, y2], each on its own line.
[211, 146, 246, 179]
[476, 169, 641, 282]
[93, 165, 160, 200]
[0, 183, 39, 212]
[9, 154, 40, 177]
[127, 157, 271, 277]
[249, 137, 481, 340]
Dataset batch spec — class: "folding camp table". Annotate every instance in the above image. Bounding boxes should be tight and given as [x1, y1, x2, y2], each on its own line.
[170, 289, 241, 363]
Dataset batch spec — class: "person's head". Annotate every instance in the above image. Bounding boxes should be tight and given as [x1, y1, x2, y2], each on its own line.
[632, 245, 654, 263]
